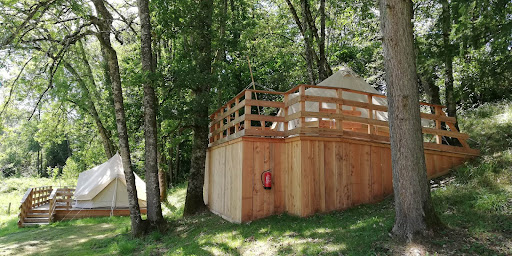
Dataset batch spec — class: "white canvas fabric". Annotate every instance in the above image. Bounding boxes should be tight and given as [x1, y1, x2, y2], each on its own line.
[272, 67, 431, 130]
[74, 153, 147, 208]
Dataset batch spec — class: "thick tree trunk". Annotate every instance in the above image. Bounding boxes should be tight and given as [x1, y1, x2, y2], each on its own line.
[136, 0, 165, 228]
[419, 74, 441, 106]
[184, 120, 209, 215]
[284, 0, 316, 84]
[91, 0, 145, 237]
[379, 0, 441, 241]
[183, 0, 213, 216]
[440, 0, 459, 130]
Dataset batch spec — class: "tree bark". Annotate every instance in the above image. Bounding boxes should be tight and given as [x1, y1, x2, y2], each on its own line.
[284, 0, 316, 84]
[174, 137, 181, 184]
[418, 74, 441, 106]
[183, 0, 213, 216]
[91, 0, 145, 237]
[136, 0, 165, 228]
[440, 0, 458, 129]
[157, 144, 167, 201]
[167, 145, 173, 187]
[379, 0, 441, 241]
[318, 0, 327, 81]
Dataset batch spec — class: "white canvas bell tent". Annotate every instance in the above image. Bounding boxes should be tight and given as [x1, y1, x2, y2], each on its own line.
[74, 153, 147, 209]
[272, 67, 432, 130]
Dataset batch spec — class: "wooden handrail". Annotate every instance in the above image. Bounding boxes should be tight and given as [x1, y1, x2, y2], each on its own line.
[18, 188, 33, 227]
[48, 188, 58, 223]
[18, 186, 53, 227]
[208, 85, 474, 154]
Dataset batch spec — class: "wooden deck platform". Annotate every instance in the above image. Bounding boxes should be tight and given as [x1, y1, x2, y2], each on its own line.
[31, 203, 147, 221]
[204, 84, 479, 223]
[18, 187, 147, 227]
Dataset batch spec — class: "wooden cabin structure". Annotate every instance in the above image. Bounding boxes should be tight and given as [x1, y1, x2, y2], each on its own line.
[18, 186, 147, 227]
[204, 83, 479, 223]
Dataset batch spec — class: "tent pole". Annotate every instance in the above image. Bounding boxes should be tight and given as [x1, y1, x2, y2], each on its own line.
[111, 178, 118, 217]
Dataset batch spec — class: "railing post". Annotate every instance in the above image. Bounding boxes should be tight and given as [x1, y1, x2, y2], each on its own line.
[226, 104, 231, 136]
[435, 106, 442, 144]
[245, 90, 252, 131]
[284, 93, 289, 135]
[209, 114, 215, 144]
[234, 97, 240, 133]
[336, 89, 343, 133]
[219, 108, 225, 140]
[367, 94, 373, 135]
[299, 85, 306, 131]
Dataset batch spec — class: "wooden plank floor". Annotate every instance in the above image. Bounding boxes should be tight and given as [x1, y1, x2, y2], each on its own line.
[32, 203, 147, 221]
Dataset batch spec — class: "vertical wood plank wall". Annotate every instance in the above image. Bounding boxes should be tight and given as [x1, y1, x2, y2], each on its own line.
[205, 140, 243, 223]
[205, 136, 472, 222]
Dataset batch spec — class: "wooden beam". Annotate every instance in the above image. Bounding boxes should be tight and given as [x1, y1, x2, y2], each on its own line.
[422, 127, 470, 140]
[245, 114, 284, 123]
[245, 99, 284, 109]
[212, 100, 246, 125]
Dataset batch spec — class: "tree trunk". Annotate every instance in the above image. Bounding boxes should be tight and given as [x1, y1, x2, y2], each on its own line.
[284, 0, 316, 84]
[174, 138, 181, 184]
[167, 143, 173, 187]
[91, 0, 145, 237]
[419, 74, 441, 106]
[63, 61, 115, 159]
[440, 0, 458, 130]
[379, 0, 441, 241]
[300, 0, 318, 84]
[136, 0, 165, 228]
[318, 0, 327, 81]
[183, 0, 213, 216]
[157, 145, 167, 201]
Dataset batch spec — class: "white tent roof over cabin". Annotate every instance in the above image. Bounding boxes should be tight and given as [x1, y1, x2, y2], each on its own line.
[273, 67, 389, 131]
[318, 67, 383, 94]
[74, 153, 146, 208]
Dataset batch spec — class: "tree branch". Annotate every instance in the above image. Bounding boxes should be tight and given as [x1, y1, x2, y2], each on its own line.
[0, 56, 34, 117]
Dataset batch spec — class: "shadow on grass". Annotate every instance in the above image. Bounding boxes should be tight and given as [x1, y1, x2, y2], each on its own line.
[428, 178, 512, 255]
[155, 200, 395, 255]
[0, 217, 130, 256]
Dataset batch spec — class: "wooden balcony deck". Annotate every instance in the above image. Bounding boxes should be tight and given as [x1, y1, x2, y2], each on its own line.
[204, 85, 480, 223]
[208, 84, 479, 156]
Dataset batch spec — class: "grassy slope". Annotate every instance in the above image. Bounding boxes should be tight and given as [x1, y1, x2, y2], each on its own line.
[1, 102, 511, 255]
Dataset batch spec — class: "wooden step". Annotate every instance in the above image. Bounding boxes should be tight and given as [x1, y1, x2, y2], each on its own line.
[27, 213, 50, 218]
[21, 222, 49, 227]
[31, 209, 48, 213]
[24, 217, 49, 223]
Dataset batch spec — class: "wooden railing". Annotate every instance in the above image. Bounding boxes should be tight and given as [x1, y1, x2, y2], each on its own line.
[48, 188, 58, 222]
[208, 84, 477, 155]
[48, 187, 74, 222]
[56, 187, 75, 210]
[18, 186, 75, 227]
[18, 186, 52, 227]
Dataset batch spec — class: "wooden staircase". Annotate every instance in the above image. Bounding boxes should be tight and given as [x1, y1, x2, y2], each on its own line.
[21, 209, 52, 227]
[18, 186, 75, 227]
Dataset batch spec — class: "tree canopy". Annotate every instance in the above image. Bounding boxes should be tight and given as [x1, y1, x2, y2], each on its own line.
[0, 0, 510, 236]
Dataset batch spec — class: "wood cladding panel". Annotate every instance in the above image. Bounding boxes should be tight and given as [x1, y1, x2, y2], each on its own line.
[206, 136, 474, 223]
[324, 142, 336, 212]
[241, 142, 254, 222]
[370, 146, 383, 201]
[205, 142, 244, 222]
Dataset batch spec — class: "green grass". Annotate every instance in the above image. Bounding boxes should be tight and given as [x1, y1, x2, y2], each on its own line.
[1, 101, 511, 255]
